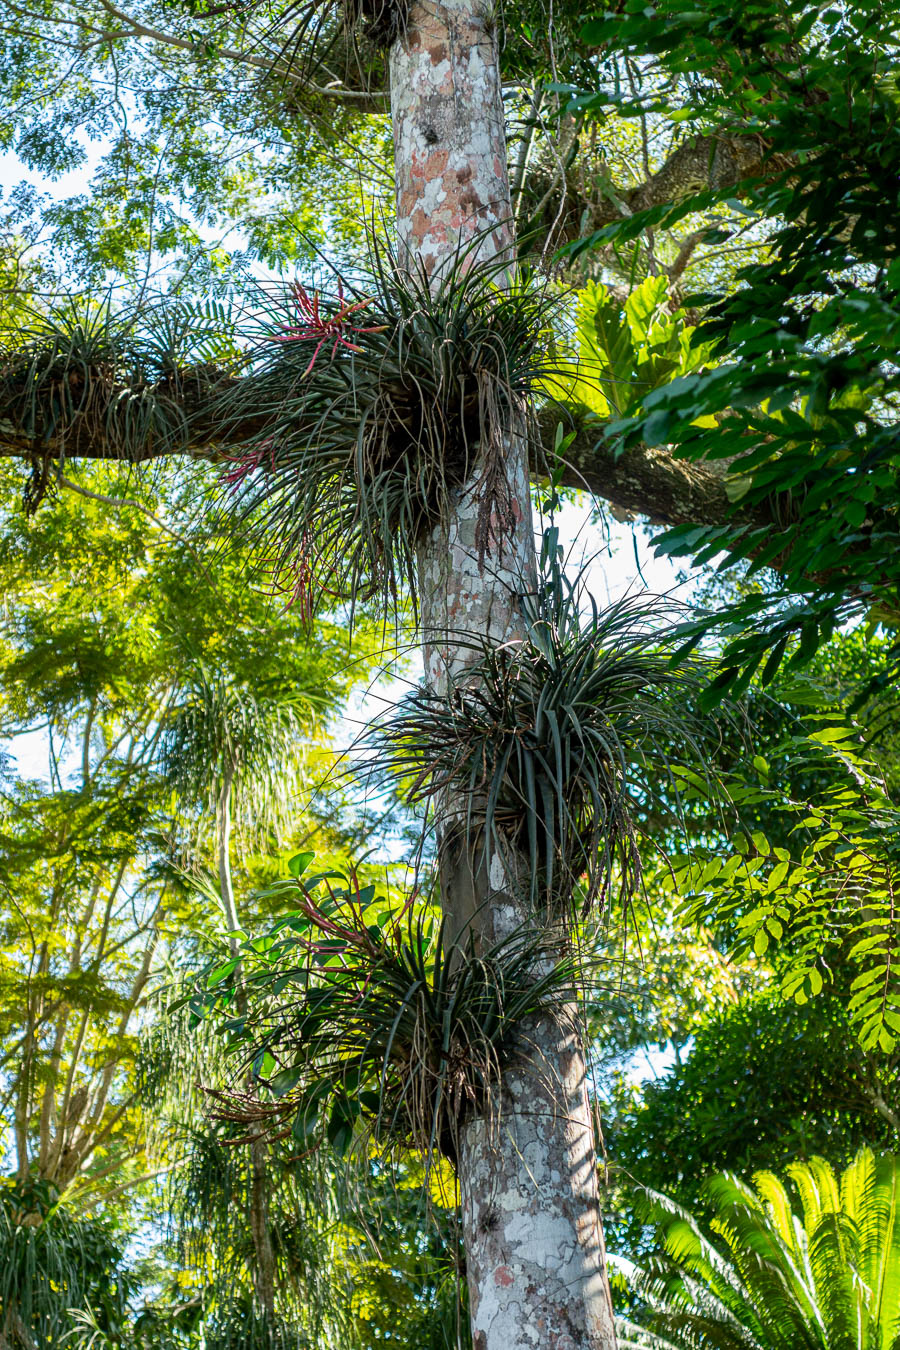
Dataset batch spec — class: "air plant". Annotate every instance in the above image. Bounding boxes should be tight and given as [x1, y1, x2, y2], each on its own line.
[221, 244, 561, 618]
[0, 297, 238, 508]
[358, 546, 724, 916]
[274, 279, 388, 375]
[192, 863, 594, 1172]
[1, 302, 173, 477]
[252, 0, 405, 125]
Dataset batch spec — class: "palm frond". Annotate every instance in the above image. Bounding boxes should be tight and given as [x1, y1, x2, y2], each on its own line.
[619, 1150, 900, 1350]
[0, 1178, 130, 1348]
[199, 1298, 311, 1350]
[160, 665, 319, 838]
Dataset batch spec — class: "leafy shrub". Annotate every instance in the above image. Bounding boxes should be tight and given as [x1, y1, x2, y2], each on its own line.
[0, 1177, 132, 1348]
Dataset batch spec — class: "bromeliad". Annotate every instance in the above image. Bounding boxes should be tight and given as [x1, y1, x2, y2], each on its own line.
[273, 281, 388, 375]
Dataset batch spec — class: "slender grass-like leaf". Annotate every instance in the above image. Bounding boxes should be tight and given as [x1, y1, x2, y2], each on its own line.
[220, 244, 562, 618]
[356, 553, 725, 916]
[193, 868, 603, 1174]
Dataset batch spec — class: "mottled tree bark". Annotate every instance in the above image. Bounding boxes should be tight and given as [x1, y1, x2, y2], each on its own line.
[390, 2, 617, 1345]
[459, 1019, 615, 1350]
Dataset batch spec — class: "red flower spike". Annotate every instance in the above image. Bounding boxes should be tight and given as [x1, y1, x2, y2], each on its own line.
[269, 280, 388, 375]
[220, 438, 277, 493]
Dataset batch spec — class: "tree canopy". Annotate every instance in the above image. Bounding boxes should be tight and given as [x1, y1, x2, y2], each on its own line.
[2, 0, 900, 1342]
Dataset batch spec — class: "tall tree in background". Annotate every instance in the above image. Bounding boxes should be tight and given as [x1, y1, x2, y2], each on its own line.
[0, 462, 385, 1344]
[162, 672, 321, 1323]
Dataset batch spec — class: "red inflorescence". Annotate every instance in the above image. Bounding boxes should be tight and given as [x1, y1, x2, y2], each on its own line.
[272, 280, 387, 376]
[221, 281, 386, 495]
[221, 437, 278, 492]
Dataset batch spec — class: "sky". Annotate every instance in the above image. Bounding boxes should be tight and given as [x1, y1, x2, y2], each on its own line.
[0, 143, 100, 197]
[1, 131, 694, 780]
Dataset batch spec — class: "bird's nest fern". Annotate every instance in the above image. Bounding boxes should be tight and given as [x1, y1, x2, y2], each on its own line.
[190, 864, 591, 1172]
[221, 247, 561, 617]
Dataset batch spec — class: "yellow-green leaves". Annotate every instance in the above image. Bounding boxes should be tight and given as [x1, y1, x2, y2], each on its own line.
[626, 1147, 900, 1348]
[546, 275, 715, 420]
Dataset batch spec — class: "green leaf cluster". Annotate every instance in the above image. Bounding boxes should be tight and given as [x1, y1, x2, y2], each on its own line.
[669, 728, 900, 1051]
[573, 0, 900, 698]
[549, 275, 714, 420]
[0, 1178, 134, 1349]
[188, 861, 588, 1169]
[618, 1148, 900, 1350]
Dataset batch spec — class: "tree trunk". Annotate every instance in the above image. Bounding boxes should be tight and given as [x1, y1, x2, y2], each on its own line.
[249, 1134, 278, 1320]
[390, 3, 617, 1345]
[215, 771, 278, 1320]
[216, 770, 241, 942]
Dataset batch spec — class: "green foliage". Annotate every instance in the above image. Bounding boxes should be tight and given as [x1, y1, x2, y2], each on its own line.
[195, 1301, 309, 1350]
[0, 454, 367, 1194]
[365, 542, 720, 913]
[0, 299, 237, 490]
[618, 1148, 900, 1350]
[9, 0, 900, 1341]
[140, 967, 360, 1345]
[339, 1193, 468, 1350]
[669, 729, 900, 1051]
[573, 0, 900, 697]
[587, 897, 747, 1077]
[190, 862, 588, 1168]
[0, 0, 387, 294]
[610, 990, 899, 1219]
[551, 275, 713, 420]
[224, 249, 559, 615]
[161, 667, 321, 841]
[145, 1025, 469, 1349]
[0, 1178, 132, 1349]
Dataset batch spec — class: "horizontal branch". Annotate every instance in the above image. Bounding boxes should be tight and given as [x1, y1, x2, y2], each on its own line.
[94, 0, 389, 108]
[535, 406, 739, 529]
[0, 380, 750, 536]
[522, 133, 789, 253]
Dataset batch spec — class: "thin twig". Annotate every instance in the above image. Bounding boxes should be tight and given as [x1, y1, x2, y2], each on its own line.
[58, 475, 217, 588]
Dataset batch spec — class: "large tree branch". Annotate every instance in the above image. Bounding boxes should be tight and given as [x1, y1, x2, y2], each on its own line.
[2, 0, 389, 108]
[521, 133, 791, 254]
[535, 406, 739, 529]
[0, 384, 747, 535]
